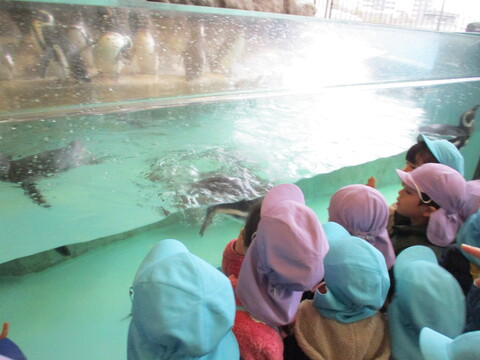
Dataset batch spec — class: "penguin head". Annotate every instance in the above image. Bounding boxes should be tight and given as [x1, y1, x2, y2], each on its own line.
[34, 10, 54, 26]
[460, 105, 478, 129]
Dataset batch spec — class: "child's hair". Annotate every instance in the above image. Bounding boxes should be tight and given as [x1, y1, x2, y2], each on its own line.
[243, 202, 262, 249]
[405, 141, 438, 166]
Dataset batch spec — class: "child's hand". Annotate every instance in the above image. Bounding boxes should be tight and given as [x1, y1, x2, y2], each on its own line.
[461, 244, 480, 287]
[0, 322, 8, 339]
[234, 228, 246, 255]
[461, 244, 480, 259]
[366, 177, 376, 188]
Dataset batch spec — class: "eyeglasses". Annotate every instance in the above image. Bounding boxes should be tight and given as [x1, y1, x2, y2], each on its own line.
[403, 173, 432, 205]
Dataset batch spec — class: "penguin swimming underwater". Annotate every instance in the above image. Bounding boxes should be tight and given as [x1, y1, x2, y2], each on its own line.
[0, 140, 97, 207]
[419, 104, 479, 149]
[199, 197, 263, 236]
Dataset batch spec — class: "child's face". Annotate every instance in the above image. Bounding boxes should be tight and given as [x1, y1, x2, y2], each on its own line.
[396, 184, 430, 223]
[403, 155, 427, 172]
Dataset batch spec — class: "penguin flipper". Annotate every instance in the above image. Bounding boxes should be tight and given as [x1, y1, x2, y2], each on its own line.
[21, 180, 50, 208]
[199, 206, 216, 237]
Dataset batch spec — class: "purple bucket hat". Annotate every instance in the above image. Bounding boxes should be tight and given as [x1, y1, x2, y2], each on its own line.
[236, 184, 329, 327]
[460, 180, 480, 221]
[396, 163, 468, 246]
[328, 184, 395, 269]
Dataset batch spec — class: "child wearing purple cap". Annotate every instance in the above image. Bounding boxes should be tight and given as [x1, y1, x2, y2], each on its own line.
[232, 184, 330, 360]
[368, 134, 465, 231]
[328, 184, 395, 269]
[393, 163, 468, 257]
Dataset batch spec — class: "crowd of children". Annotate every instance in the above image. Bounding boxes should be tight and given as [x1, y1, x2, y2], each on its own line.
[123, 134, 480, 360]
[4, 134, 478, 360]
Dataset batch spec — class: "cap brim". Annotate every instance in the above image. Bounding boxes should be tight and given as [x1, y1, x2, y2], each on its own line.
[395, 169, 416, 190]
[322, 222, 349, 244]
[261, 184, 305, 216]
[394, 245, 437, 279]
[419, 327, 452, 360]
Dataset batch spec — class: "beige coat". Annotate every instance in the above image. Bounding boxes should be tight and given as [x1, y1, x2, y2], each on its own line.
[294, 300, 391, 360]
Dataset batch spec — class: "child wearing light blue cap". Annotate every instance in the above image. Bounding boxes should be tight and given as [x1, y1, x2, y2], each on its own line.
[127, 239, 239, 360]
[419, 327, 480, 360]
[388, 245, 466, 360]
[418, 134, 464, 175]
[284, 222, 391, 360]
[457, 209, 480, 332]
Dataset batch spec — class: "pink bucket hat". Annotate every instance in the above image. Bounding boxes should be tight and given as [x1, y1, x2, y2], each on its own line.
[460, 180, 480, 221]
[396, 163, 468, 246]
[236, 184, 329, 327]
[328, 184, 395, 269]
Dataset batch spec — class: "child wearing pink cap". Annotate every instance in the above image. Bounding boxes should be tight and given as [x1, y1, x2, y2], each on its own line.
[393, 163, 468, 257]
[232, 184, 330, 360]
[328, 184, 395, 269]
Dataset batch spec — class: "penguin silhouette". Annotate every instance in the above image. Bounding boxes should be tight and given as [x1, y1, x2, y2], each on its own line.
[0, 140, 97, 208]
[420, 105, 478, 149]
[31, 10, 90, 81]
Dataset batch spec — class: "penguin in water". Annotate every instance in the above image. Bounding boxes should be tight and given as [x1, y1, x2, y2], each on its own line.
[30, 9, 90, 81]
[0, 140, 97, 208]
[199, 197, 263, 236]
[420, 105, 478, 149]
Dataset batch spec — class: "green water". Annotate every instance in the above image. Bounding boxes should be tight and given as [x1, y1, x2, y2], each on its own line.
[0, 89, 432, 263]
[0, 183, 401, 360]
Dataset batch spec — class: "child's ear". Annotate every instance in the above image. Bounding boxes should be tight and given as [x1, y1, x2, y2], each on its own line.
[423, 206, 438, 218]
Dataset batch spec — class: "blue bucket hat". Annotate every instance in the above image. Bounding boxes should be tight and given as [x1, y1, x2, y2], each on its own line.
[457, 208, 480, 267]
[322, 221, 349, 241]
[419, 134, 464, 175]
[420, 327, 480, 360]
[127, 239, 239, 360]
[388, 246, 466, 360]
[313, 228, 390, 324]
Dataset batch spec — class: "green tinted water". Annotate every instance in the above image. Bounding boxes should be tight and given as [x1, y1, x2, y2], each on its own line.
[0, 183, 401, 360]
